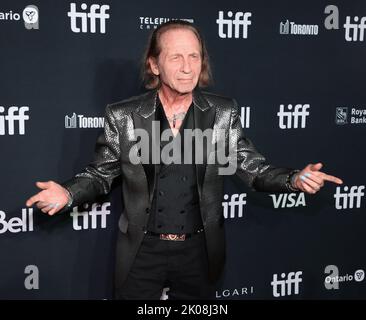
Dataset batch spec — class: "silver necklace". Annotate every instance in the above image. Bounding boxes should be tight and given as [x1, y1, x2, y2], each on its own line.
[166, 112, 186, 128]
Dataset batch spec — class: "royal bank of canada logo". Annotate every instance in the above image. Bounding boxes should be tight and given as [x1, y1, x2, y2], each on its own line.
[335, 106, 366, 125]
[0, 106, 30, 135]
[68, 3, 110, 33]
[65, 113, 104, 129]
[279, 19, 319, 35]
[0, 5, 39, 30]
[335, 107, 348, 125]
[70, 202, 110, 230]
[216, 286, 254, 299]
[222, 193, 247, 219]
[139, 17, 194, 30]
[324, 265, 365, 290]
[271, 271, 303, 298]
[217, 11, 252, 39]
[334, 185, 365, 210]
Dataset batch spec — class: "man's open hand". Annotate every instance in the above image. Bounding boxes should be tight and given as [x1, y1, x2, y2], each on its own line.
[293, 163, 343, 194]
[25, 181, 70, 215]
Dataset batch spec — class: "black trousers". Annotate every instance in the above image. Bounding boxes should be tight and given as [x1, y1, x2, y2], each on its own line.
[115, 231, 216, 300]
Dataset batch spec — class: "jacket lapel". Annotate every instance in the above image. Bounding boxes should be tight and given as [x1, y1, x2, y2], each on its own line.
[131, 88, 216, 203]
[132, 90, 158, 203]
[193, 89, 216, 199]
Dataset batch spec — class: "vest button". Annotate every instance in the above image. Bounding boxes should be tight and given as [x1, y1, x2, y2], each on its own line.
[159, 190, 164, 196]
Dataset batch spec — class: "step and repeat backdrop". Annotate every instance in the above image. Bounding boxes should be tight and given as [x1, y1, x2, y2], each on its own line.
[0, 0, 365, 299]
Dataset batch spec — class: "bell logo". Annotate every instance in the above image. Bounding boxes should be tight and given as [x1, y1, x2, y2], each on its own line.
[277, 104, 310, 129]
[222, 193, 246, 219]
[216, 11, 252, 39]
[240, 106, 251, 128]
[68, 3, 110, 34]
[0, 208, 34, 234]
[271, 271, 302, 297]
[334, 185, 365, 210]
[270, 193, 306, 209]
[70, 202, 110, 230]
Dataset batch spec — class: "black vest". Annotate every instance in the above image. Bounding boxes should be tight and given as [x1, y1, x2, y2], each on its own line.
[147, 98, 203, 234]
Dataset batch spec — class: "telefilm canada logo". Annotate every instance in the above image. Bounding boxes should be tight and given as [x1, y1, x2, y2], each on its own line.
[139, 17, 194, 30]
[0, 5, 39, 29]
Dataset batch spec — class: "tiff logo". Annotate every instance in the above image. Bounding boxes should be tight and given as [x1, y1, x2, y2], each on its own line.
[324, 5, 366, 42]
[0, 106, 29, 135]
[68, 3, 110, 33]
[240, 107, 250, 128]
[344, 16, 366, 41]
[217, 11, 252, 39]
[334, 185, 365, 210]
[277, 104, 310, 129]
[222, 193, 246, 218]
[271, 271, 302, 297]
[70, 202, 110, 230]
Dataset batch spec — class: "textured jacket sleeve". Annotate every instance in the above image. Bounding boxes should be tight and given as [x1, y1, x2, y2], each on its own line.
[61, 105, 121, 207]
[230, 99, 298, 193]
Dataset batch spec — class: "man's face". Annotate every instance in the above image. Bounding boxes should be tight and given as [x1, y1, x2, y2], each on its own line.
[150, 28, 202, 94]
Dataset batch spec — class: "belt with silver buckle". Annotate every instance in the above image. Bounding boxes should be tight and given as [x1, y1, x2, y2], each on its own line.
[146, 228, 204, 241]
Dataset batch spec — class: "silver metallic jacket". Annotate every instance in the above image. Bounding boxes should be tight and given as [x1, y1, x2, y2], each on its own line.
[62, 88, 297, 286]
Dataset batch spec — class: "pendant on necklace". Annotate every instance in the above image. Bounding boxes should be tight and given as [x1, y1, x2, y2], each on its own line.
[173, 116, 176, 128]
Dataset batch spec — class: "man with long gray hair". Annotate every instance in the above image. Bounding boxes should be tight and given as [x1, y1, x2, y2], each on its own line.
[26, 20, 342, 299]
